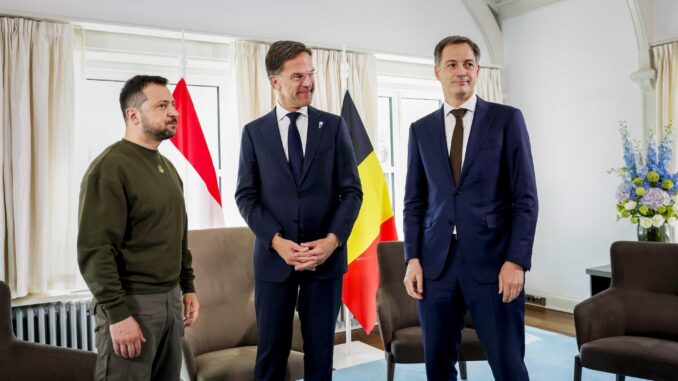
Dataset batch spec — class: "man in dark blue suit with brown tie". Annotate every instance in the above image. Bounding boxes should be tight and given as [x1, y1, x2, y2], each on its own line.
[403, 36, 538, 381]
[235, 40, 362, 381]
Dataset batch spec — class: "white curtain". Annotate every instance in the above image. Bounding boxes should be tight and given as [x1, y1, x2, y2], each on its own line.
[311, 49, 378, 143]
[477, 66, 503, 104]
[231, 41, 276, 128]
[232, 41, 378, 141]
[653, 43, 678, 136]
[652, 43, 678, 242]
[0, 18, 77, 297]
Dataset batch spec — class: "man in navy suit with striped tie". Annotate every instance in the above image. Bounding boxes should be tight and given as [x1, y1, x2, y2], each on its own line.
[403, 36, 538, 380]
[235, 40, 362, 381]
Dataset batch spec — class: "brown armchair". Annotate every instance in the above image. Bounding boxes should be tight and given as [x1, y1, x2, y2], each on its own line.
[574, 241, 678, 381]
[376, 241, 486, 381]
[0, 280, 96, 381]
[182, 227, 304, 381]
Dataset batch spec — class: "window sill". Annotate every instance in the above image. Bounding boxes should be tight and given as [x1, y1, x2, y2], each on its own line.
[11, 289, 92, 307]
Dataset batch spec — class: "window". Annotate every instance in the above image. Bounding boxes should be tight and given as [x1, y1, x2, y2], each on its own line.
[73, 25, 244, 229]
[377, 74, 443, 237]
[377, 96, 395, 210]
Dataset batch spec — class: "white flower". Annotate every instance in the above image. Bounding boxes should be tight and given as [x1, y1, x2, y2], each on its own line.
[640, 217, 653, 228]
[652, 214, 665, 228]
[673, 204, 678, 213]
[624, 200, 637, 210]
[668, 217, 677, 227]
[672, 195, 678, 204]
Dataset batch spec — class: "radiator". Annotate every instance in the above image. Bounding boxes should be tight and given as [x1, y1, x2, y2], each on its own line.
[11, 299, 95, 352]
[13, 300, 361, 349]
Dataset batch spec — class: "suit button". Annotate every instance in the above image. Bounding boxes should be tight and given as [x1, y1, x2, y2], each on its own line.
[454, 191, 462, 195]
[292, 219, 298, 223]
[448, 220, 453, 225]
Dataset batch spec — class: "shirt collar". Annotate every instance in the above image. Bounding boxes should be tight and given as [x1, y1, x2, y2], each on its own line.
[443, 92, 477, 116]
[276, 102, 309, 122]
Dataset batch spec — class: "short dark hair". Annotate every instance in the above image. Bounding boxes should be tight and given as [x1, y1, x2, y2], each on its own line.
[434, 36, 481, 66]
[119, 75, 168, 120]
[265, 40, 312, 76]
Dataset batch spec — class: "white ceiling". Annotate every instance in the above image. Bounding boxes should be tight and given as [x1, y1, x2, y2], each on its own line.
[0, 0, 489, 61]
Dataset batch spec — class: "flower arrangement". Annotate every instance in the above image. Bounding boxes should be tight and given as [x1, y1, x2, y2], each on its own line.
[611, 122, 677, 241]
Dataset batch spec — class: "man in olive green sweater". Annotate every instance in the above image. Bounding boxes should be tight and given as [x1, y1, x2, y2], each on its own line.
[78, 75, 200, 381]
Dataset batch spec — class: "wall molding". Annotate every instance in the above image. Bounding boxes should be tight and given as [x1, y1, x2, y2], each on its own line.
[462, 0, 504, 66]
[627, 0, 657, 132]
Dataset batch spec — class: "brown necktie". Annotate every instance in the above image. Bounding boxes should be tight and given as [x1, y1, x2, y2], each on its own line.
[450, 108, 467, 185]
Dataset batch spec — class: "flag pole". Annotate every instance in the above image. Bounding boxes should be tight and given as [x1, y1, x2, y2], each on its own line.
[180, 29, 187, 80]
[340, 44, 353, 356]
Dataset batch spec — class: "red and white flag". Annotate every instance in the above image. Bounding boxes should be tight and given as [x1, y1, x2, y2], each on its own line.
[164, 78, 224, 229]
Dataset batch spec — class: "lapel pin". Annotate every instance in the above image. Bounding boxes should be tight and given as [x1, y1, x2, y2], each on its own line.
[319, 121, 324, 129]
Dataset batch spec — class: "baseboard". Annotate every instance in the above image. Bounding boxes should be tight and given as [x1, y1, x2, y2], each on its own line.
[524, 289, 581, 313]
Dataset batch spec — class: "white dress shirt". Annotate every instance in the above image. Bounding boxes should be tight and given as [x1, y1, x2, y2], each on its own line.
[276, 103, 309, 160]
[443, 93, 477, 169]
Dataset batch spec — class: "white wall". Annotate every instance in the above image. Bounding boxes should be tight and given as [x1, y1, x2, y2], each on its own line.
[0, 0, 487, 61]
[653, 0, 678, 43]
[502, 0, 643, 310]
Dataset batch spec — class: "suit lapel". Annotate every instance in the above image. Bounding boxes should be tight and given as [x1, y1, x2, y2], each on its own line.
[459, 97, 495, 186]
[300, 106, 327, 184]
[260, 108, 296, 184]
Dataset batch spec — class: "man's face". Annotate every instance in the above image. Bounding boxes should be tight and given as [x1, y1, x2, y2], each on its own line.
[137, 84, 178, 141]
[434, 43, 479, 104]
[270, 52, 315, 111]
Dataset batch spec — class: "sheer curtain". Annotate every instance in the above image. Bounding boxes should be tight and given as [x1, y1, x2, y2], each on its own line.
[231, 41, 378, 140]
[0, 17, 77, 297]
[653, 42, 677, 136]
[477, 66, 503, 104]
[652, 42, 677, 242]
[231, 41, 275, 127]
[311, 49, 377, 142]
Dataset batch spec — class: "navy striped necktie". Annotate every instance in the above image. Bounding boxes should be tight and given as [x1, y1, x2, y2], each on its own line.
[287, 112, 303, 185]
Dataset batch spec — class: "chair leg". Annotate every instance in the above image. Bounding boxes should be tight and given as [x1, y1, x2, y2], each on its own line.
[616, 376, 625, 381]
[386, 355, 395, 381]
[574, 355, 582, 381]
[459, 361, 468, 380]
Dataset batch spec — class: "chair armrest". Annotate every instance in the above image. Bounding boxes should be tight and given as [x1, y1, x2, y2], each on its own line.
[574, 289, 626, 349]
[291, 312, 304, 352]
[376, 289, 401, 351]
[1, 340, 96, 381]
[180, 337, 197, 381]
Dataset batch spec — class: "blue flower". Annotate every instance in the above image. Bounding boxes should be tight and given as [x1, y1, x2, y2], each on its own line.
[619, 122, 637, 177]
[616, 183, 630, 203]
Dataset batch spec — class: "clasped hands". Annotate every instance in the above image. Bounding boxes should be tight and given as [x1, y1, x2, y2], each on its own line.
[272, 233, 339, 271]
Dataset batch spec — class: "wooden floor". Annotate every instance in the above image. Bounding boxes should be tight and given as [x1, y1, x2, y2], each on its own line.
[335, 305, 575, 350]
[524, 305, 575, 337]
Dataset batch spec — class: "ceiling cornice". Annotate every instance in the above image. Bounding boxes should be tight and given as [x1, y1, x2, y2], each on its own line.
[491, 0, 563, 22]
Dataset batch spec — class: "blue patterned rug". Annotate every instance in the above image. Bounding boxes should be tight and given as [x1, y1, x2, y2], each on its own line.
[331, 326, 646, 380]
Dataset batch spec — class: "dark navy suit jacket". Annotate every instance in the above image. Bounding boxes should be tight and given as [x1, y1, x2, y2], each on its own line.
[235, 106, 363, 282]
[403, 97, 538, 282]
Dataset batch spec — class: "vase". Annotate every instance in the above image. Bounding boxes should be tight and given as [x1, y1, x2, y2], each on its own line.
[637, 224, 670, 242]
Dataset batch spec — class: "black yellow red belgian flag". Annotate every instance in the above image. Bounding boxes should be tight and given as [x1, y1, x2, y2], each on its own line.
[341, 91, 398, 334]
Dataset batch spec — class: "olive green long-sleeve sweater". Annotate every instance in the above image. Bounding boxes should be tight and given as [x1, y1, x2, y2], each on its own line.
[77, 139, 195, 324]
